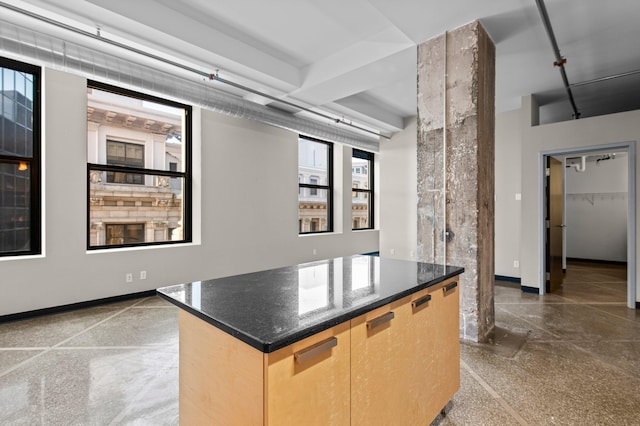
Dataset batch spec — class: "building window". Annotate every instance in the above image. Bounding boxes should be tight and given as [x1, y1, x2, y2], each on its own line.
[87, 81, 192, 249]
[106, 140, 144, 184]
[352, 149, 374, 230]
[105, 223, 144, 245]
[0, 57, 40, 257]
[309, 177, 319, 196]
[298, 136, 332, 234]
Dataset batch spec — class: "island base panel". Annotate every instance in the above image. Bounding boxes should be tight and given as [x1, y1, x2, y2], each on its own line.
[179, 310, 264, 425]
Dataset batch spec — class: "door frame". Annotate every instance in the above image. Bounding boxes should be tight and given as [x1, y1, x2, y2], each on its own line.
[539, 142, 636, 309]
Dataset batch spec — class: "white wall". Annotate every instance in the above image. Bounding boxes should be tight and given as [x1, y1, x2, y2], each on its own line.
[494, 109, 522, 277]
[515, 96, 638, 302]
[379, 117, 417, 261]
[0, 68, 379, 316]
[565, 156, 628, 262]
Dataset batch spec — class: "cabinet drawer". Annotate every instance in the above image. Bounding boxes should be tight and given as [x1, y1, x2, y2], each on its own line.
[266, 322, 351, 426]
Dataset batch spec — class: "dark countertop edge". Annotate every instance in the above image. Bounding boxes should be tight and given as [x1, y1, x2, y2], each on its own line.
[157, 267, 464, 353]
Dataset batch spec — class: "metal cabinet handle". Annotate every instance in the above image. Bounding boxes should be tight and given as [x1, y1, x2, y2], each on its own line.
[366, 311, 395, 330]
[412, 294, 432, 309]
[443, 281, 458, 294]
[294, 337, 338, 364]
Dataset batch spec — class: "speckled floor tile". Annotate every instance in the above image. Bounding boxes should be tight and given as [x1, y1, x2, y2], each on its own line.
[431, 367, 519, 425]
[586, 304, 640, 321]
[554, 281, 626, 304]
[462, 340, 640, 425]
[495, 305, 560, 341]
[64, 307, 178, 347]
[568, 339, 640, 380]
[494, 283, 568, 304]
[0, 350, 43, 375]
[498, 302, 640, 342]
[111, 355, 179, 425]
[0, 307, 126, 348]
[0, 347, 177, 425]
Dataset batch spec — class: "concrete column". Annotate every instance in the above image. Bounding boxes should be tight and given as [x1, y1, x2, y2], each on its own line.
[417, 21, 495, 342]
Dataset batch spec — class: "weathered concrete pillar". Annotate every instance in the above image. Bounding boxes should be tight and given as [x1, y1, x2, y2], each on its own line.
[417, 21, 495, 342]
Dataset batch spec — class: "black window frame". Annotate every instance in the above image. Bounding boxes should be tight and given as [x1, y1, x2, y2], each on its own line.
[0, 56, 41, 257]
[298, 135, 333, 235]
[352, 149, 374, 231]
[86, 80, 192, 250]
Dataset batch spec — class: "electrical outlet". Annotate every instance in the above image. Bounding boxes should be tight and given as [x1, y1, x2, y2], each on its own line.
[312, 249, 317, 255]
[140, 271, 147, 280]
[515, 193, 522, 201]
[126, 273, 133, 283]
[390, 248, 395, 255]
[513, 260, 520, 268]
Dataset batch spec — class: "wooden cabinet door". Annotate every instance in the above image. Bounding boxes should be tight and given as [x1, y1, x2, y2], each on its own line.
[427, 278, 460, 413]
[265, 321, 351, 426]
[405, 286, 441, 421]
[350, 297, 414, 426]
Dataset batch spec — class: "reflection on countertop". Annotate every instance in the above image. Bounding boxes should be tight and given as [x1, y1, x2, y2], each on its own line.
[157, 255, 463, 352]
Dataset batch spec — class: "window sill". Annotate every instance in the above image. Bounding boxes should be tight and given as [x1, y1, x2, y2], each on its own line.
[86, 241, 199, 254]
[0, 253, 46, 262]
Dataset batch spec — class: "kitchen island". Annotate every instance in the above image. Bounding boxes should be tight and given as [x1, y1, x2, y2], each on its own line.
[157, 255, 464, 425]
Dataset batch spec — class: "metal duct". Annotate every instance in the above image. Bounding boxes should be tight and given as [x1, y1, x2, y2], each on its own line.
[0, 18, 380, 152]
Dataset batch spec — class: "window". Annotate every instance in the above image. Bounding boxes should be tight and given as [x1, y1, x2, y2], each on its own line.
[352, 149, 374, 230]
[106, 140, 144, 184]
[106, 223, 144, 245]
[87, 81, 192, 249]
[309, 177, 318, 196]
[0, 57, 40, 256]
[298, 136, 332, 234]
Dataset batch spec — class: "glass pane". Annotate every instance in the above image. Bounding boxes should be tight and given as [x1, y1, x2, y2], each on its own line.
[89, 171, 185, 247]
[15, 72, 25, 97]
[0, 161, 31, 253]
[352, 191, 371, 230]
[298, 138, 329, 174]
[0, 66, 34, 158]
[352, 157, 370, 188]
[298, 188, 330, 233]
[88, 87, 185, 172]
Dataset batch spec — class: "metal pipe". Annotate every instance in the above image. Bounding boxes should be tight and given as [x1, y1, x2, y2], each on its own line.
[534, 0, 580, 119]
[0, 0, 389, 140]
[210, 73, 388, 139]
[571, 68, 640, 88]
[442, 31, 448, 265]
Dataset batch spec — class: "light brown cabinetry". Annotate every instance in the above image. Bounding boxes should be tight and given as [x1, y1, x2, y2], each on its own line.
[179, 311, 351, 425]
[351, 277, 459, 425]
[265, 322, 351, 425]
[178, 276, 459, 425]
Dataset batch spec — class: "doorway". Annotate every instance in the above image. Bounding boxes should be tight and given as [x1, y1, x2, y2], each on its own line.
[541, 142, 636, 309]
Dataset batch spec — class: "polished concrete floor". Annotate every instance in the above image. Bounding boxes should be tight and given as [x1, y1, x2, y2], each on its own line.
[1, 261, 638, 425]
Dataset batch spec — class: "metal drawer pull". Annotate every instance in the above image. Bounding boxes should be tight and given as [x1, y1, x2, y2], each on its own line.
[366, 311, 395, 330]
[443, 281, 458, 294]
[294, 337, 337, 364]
[412, 294, 432, 309]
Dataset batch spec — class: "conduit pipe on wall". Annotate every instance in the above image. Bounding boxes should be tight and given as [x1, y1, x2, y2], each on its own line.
[534, 0, 581, 119]
[441, 31, 448, 265]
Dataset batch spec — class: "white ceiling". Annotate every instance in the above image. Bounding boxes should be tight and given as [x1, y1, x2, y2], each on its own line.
[5, 0, 640, 135]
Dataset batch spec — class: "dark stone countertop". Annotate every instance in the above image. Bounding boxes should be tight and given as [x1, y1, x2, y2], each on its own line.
[156, 255, 464, 353]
